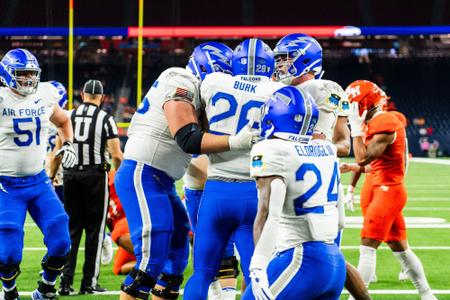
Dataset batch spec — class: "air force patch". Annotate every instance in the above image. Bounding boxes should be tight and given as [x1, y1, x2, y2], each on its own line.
[252, 155, 263, 170]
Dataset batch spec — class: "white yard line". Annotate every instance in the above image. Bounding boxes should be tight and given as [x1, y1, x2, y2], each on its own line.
[14, 289, 450, 296]
[341, 246, 450, 250]
[346, 224, 450, 228]
[410, 158, 450, 165]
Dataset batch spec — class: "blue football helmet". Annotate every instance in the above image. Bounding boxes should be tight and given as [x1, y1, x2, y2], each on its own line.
[273, 33, 323, 84]
[0, 48, 41, 95]
[261, 86, 319, 142]
[186, 42, 233, 81]
[232, 38, 274, 78]
[49, 80, 68, 108]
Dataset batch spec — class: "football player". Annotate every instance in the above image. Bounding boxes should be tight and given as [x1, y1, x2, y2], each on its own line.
[183, 155, 239, 300]
[46, 80, 68, 202]
[242, 85, 346, 300]
[114, 42, 259, 300]
[342, 95, 410, 283]
[273, 33, 370, 300]
[0, 49, 76, 300]
[183, 38, 284, 300]
[344, 80, 437, 300]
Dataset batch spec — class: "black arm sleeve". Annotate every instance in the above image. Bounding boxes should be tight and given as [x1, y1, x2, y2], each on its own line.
[174, 123, 204, 154]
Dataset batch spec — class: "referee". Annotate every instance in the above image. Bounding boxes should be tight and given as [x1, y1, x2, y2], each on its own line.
[57, 80, 123, 295]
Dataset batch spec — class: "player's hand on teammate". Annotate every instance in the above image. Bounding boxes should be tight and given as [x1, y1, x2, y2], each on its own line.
[229, 119, 261, 151]
[250, 268, 274, 300]
[348, 102, 367, 137]
[55, 141, 78, 168]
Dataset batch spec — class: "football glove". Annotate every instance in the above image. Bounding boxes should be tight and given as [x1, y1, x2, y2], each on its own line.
[249, 268, 274, 300]
[348, 102, 367, 137]
[229, 119, 260, 151]
[345, 185, 355, 212]
[55, 141, 77, 168]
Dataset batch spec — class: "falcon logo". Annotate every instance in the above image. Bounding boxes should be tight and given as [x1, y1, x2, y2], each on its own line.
[286, 38, 313, 55]
[201, 45, 231, 67]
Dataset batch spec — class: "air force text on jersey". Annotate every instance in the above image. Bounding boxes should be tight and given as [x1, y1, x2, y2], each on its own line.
[2, 106, 47, 117]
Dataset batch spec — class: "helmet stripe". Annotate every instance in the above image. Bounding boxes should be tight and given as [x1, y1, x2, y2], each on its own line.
[299, 89, 313, 136]
[248, 38, 257, 76]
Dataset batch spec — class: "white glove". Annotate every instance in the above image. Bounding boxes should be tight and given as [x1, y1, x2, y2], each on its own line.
[250, 268, 274, 300]
[229, 119, 260, 151]
[348, 102, 367, 137]
[55, 141, 77, 168]
[345, 185, 355, 212]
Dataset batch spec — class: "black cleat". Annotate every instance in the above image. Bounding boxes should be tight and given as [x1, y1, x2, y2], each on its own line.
[58, 282, 74, 296]
[79, 284, 107, 295]
[2, 287, 19, 300]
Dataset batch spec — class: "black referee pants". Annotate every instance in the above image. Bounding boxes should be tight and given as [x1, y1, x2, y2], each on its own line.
[61, 168, 109, 288]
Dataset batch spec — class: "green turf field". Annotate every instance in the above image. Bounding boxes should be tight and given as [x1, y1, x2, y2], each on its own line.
[13, 159, 450, 299]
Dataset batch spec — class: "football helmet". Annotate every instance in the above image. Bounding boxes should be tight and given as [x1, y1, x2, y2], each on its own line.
[273, 33, 323, 84]
[0, 48, 41, 95]
[261, 86, 319, 142]
[345, 80, 389, 116]
[49, 80, 68, 108]
[232, 38, 274, 78]
[186, 42, 233, 81]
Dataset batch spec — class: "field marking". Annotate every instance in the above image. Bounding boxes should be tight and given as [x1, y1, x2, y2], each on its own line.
[353, 196, 450, 202]
[410, 158, 450, 165]
[22, 245, 450, 251]
[14, 290, 450, 296]
[340, 246, 450, 250]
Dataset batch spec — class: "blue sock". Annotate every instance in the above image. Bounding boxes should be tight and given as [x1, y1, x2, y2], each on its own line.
[42, 270, 58, 285]
[2, 279, 16, 290]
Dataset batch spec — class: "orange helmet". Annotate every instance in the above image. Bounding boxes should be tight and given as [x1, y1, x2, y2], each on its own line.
[345, 80, 390, 116]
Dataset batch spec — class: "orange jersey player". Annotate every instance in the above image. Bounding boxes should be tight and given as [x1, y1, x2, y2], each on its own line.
[344, 80, 436, 300]
[107, 171, 136, 276]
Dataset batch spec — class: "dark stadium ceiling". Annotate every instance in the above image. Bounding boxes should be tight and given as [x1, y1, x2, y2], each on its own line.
[0, 0, 449, 27]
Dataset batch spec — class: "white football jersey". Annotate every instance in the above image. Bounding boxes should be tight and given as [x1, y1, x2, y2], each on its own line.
[250, 138, 340, 251]
[0, 82, 60, 176]
[298, 79, 349, 141]
[124, 67, 202, 180]
[201, 73, 285, 180]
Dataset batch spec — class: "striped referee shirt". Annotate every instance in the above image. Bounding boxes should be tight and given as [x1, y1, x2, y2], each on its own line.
[70, 103, 118, 166]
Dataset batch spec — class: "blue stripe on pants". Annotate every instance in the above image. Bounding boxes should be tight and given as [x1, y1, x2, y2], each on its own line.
[242, 242, 346, 300]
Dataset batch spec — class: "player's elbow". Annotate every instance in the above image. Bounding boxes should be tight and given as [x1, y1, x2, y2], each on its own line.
[174, 123, 204, 154]
[336, 142, 351, 157]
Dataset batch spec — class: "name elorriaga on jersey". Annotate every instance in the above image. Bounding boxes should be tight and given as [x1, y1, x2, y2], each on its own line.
[0, 82, 60, 176]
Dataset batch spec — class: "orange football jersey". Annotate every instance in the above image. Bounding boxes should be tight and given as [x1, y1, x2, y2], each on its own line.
[365, 112, 406, 185]
[389, 111, 408, 128]
[108, 170, 125, 227]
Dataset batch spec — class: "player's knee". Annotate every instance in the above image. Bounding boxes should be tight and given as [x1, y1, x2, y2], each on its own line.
[121, 268, 157, 300]
[152, 273, 184, 299]
[41, 254, 67, 277]
[0, 262, 21, 284]
[43, 214, 70, 256]
[216, 256, 239, 280]
[0, 222, 23, 263]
